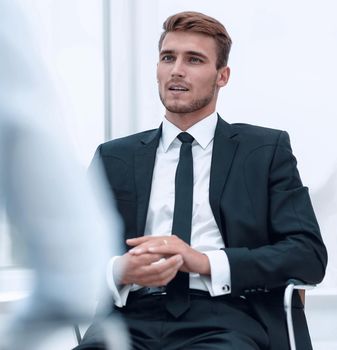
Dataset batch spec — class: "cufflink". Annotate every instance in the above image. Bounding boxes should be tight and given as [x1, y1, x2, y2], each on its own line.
[222, 284, 230, 292]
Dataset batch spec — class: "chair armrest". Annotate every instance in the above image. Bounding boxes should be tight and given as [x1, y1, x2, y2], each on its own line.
[284, 279, 316, 350]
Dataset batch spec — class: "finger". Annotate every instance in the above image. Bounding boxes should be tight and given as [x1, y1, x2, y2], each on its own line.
[138, 255, 183, 286]
[155, 254, 184, 284]
[129, 238, 169, 255]
[148, 238, 186, 255]
[126, 236, 154, 246]
[120, 253, 167, 285]
[127, 235, 170, 247]
[132, 253, 164, 265]
[148, 244, 179, 255]
[136, 254, 180, 278]
[129, 245, 150, 255]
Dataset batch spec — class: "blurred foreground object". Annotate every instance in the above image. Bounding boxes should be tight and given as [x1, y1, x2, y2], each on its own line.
[0, 0, 126, 348]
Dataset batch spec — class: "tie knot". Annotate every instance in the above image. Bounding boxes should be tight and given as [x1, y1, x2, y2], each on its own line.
[177, 132, 194, 144]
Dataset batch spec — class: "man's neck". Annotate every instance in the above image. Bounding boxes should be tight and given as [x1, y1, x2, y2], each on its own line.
[165, 108, 216, 131]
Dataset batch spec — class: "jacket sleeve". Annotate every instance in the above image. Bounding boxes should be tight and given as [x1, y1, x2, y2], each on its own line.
[224, 131, 328, 297]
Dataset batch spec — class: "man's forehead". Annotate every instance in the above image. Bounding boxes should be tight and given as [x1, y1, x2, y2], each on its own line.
[160, 32, 216, 57]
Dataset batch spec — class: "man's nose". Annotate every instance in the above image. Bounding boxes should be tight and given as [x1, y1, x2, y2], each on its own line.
[171, 59, 185, 77]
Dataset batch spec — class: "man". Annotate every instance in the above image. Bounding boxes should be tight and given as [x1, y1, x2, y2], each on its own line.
[79, 11, 327, 350]
[0, 1, 126, 349]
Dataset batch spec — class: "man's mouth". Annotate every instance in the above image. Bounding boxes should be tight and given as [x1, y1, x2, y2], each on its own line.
[168, 84, 189, 92]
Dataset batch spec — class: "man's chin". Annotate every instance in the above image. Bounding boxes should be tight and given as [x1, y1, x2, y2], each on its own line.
[165, 103, 195, 114]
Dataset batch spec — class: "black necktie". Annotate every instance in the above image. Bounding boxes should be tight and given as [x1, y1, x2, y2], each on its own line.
[166, 132, 194, 318]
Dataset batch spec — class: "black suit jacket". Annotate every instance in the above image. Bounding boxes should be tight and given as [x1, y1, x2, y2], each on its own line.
[92, 116, 327, 350]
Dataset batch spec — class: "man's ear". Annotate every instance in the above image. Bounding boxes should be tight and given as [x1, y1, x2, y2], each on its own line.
[217, 66, 230, 87]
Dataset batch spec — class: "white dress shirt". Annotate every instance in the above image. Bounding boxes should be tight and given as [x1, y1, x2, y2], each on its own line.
[108, 112, 231, 307]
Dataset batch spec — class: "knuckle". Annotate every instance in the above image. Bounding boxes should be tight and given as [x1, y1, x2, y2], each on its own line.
[157, 279, 166, 286]
[155, 264, 167, 275]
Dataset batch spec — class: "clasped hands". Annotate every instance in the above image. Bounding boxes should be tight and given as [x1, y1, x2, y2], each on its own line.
[116, 235, 210, 287]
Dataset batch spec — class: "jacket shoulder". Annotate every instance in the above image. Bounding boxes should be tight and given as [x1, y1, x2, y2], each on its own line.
[98, 128, 157, 155]
[232, 122, 283, 138]
[230, 122, 290, 145]
[226, 122, 295, 163]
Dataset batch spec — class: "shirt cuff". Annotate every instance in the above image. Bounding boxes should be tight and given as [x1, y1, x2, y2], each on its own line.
[106, 256, 131, 307]
[200, 250, 231, 296]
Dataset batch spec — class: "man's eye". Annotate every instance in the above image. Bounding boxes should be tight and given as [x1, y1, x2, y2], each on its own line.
[189, 57, 202, 64]
[161, 55, 174, 62]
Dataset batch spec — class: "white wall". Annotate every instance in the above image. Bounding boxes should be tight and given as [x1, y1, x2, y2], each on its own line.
[109, 0, 337, 291]
[17, 0, 106, 166]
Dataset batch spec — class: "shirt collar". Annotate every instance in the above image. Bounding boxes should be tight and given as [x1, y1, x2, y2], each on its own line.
[161, 111, 218, 152]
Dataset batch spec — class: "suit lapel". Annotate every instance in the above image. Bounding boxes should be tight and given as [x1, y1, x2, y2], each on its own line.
[134, 125, 162, 236]
[209, 117, 239, 240]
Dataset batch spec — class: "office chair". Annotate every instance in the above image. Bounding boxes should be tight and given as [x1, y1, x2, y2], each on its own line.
[284, 279, 316, 350]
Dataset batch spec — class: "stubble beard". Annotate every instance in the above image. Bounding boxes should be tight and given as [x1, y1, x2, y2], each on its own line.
[159, 79, 217, 115]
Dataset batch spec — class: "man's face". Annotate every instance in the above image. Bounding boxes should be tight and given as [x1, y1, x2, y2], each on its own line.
[157, 31, 229, 119]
